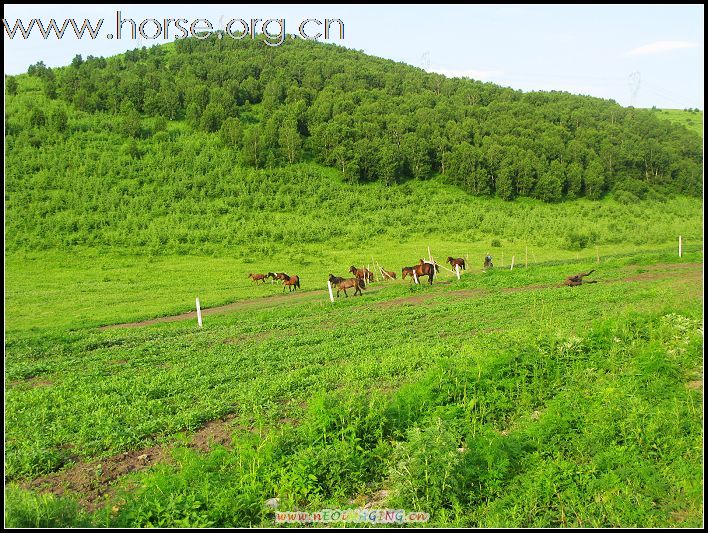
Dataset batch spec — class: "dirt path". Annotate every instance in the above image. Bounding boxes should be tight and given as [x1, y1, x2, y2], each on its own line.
[100, 285, 389, 329]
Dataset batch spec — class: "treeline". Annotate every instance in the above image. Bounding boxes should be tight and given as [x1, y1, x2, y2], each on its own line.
[9, 34, 703, 202]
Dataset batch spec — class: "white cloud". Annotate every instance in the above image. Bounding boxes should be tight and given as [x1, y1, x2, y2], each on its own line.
[625, 40, 697, 57]
[427, 67, 503, 81]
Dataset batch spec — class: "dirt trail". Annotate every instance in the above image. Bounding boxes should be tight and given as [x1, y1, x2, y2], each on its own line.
[20, 414, 248, 511]
[100, 264, 701, 328]
[100, 285, 388, 329]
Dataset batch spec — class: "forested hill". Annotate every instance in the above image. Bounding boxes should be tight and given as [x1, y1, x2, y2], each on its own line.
[7, 34, 702, 204]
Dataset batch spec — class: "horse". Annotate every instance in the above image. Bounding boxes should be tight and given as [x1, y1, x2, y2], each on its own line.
[283, 275, 300, 292]
[328, 274, 365, 297]
[447, 257, 466, 270]
[248, 273, 267, 284]
[483, 255, 493, 269]
[403, 261, 439, 285]
[274, 272, 290, 282]
[349, 266, 373, 282]
[564, 270, 597, 287]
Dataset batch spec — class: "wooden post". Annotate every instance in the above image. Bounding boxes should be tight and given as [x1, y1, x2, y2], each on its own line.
[428, 245, 432, 263]
[362, 265, 366, 287]
[510, 256, 515, 270]
[679, 235, 682, 257]
[595, 246, 600, 264]
[501, 252, 504, 267]
[371, 257, 378, 281]
[367, 263, 371, 284]
[196, 297, 202, 328]
[327, 281, 334, 303]
[525, 245, 528, 268]
[455, 263, 460, 280]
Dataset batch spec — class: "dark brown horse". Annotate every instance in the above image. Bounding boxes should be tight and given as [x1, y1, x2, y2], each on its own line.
[447, 257, 466, 270]
[564, 270, 597, 287]
[403, 261, 439, 285]
[349, 266, 373, 282]
[248, 273, 267, 284]
[328, 274, 365, 297]
[283, 275, 300, 292]
[273, 272, 290, 282]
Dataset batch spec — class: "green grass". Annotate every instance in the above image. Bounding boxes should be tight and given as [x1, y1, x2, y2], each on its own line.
[4, 247, 703, 527]
[652, 108, 703, 137]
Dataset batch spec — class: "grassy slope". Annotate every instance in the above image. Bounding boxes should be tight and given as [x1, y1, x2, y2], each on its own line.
[652, 108, 703, 137]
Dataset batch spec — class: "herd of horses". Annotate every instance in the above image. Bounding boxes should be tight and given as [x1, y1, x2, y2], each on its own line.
[249, 257, 598, 296]
[248, 256, 469, 296]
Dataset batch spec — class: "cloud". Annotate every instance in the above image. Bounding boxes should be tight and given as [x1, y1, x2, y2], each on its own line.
[427, 67, 503, 81]
[625, 40, 697, 57]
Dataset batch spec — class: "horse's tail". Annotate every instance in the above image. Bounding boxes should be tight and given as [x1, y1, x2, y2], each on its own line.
[296, 277, 301, 289]
[358, 278, 366, 290]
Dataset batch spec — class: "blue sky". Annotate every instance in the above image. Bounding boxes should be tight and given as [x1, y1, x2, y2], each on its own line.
[3, 4, 704, 109]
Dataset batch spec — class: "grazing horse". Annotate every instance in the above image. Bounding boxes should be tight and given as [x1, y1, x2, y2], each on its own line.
[248, 273, 267, 284]
[283, 275, 300, 292]
[447, 257, 466, 270]
[403, 261, 439, 285]
[349, 266, 373, 282]
[564, 270, 597, 287]
[328, 274, 365, 297]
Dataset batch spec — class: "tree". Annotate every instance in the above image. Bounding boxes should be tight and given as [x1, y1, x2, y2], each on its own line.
[6, 76, 18, 96]
[120, 101, 142, 138]
[279, 118, 302, 164]
[584, 158, 605, 200]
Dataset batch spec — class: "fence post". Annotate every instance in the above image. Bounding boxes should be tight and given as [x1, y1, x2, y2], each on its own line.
[327, 281, 334, 303]
[510, 256, 515, 271]
[525, 245, 528, 268]
[455, 263, 460, 280]
[196, 297, 202, 328]
[596, 246, 600, 264]
[413, 270, 419, 284]
[679, 235, 682, 257]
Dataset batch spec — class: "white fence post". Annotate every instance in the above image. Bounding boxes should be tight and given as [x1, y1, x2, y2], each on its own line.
[510, 256, 515, 271]
[455, 263, 460, 280]
[413, 270, 419, 284]
[196, 297, 202, 328]
[327, 281, 334, 302]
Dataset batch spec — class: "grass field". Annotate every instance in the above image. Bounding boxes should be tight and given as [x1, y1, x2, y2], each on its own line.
[652, 108, 703, 137]
[4, 243, 703, 527]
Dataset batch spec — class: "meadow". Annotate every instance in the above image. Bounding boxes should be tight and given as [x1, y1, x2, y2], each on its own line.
[4, 243, 703, 527]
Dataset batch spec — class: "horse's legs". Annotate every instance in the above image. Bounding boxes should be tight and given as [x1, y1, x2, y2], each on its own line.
[343, 288, 348, 297]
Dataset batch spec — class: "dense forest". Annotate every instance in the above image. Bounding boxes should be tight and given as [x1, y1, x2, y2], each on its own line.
[4, 35, 703, 253]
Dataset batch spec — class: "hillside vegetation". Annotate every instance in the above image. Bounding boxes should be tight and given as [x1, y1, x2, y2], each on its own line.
[4, 37, 704, 255]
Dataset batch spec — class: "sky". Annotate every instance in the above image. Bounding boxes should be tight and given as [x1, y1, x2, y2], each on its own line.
[3, 4, 704, 109]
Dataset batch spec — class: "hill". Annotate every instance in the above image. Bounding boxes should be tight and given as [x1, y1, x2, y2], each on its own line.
[651, 108, 703, 137]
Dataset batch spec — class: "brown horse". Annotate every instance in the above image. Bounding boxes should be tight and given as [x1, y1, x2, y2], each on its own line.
[283, 275, 300, 292]
[564, 270, 597, 287]
[447, 257, 466, 270]
[349, 266, 373, 282]
[328, 274, 365, 297]
[248, 273, 267, 284]
[403, 261, 438, 285]
[273, 272, 290, 282]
